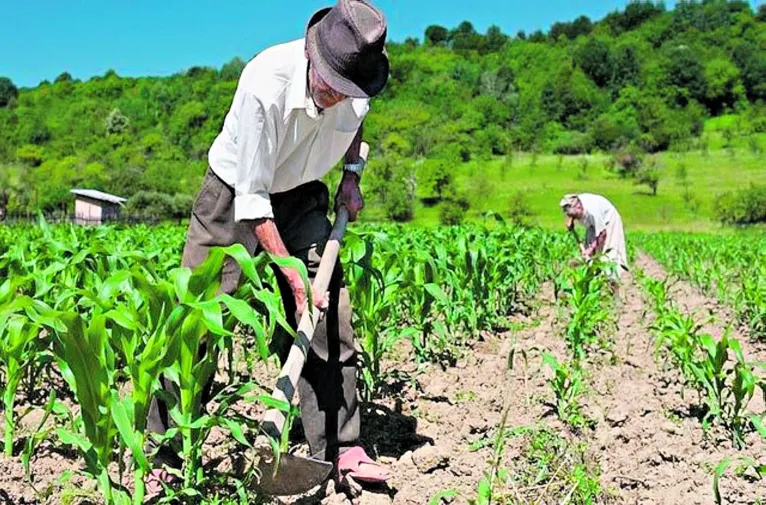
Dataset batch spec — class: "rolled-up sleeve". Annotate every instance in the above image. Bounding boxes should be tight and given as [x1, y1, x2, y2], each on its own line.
[234, 92, 277, 222]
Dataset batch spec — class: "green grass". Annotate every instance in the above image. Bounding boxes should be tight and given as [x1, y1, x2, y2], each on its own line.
[360, 129, 766, 233]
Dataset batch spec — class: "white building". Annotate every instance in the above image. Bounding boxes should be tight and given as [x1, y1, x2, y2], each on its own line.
[70, 189, 127, 225]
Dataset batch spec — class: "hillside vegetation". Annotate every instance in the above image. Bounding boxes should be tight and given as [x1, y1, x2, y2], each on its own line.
[0, 1, 764, 229]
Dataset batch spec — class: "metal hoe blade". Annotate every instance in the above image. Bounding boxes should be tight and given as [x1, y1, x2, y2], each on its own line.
[256, 448, 333, 496]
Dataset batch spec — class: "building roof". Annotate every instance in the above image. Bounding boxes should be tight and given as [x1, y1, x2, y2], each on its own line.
[70, 189, 127, 205]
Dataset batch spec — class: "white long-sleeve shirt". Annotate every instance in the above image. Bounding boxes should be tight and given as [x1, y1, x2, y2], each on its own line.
[207, 38, 370, 222]
[578, 193, 628, 273]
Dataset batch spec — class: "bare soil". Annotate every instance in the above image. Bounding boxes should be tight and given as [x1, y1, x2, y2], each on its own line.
[1, 253, 764, 504]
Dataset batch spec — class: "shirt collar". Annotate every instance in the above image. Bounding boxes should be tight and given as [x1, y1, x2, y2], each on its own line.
[285, 50, 321, 121]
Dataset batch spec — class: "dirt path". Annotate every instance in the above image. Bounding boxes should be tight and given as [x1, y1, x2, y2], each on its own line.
[612, 253, 765, 505]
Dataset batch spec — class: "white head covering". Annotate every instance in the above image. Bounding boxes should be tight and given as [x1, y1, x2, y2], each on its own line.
[559, 194, 579, 211]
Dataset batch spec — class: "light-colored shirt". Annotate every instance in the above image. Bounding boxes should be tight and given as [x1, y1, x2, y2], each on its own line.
[208, 38, 369, 222]
[578, 193, 628, 274]
[578, 193, 616, 237]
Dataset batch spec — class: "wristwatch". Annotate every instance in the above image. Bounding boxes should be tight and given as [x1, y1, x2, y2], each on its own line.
[343, 160, 365, 177]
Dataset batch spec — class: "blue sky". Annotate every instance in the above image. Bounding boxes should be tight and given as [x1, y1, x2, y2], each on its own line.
[2, 0, 762, 88]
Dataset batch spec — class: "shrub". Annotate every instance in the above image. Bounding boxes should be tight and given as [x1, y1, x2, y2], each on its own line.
[508, 191, 535, 226]
[635, 164, 661, 196]
[439, 197, 470, 225]
[552, 131, 592, 155]
[385, 171, 415, 222]
[714, 185, 766, 225]
[125, 191, 193, 220]
[16, 145, 45, 167]
[612, 146, 643, 178]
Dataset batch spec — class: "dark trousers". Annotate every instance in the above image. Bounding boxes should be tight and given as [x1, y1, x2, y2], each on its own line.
[146, 168, 360, 463]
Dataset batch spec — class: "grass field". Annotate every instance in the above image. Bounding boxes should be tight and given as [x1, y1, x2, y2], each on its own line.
[360, 122, 766, 232]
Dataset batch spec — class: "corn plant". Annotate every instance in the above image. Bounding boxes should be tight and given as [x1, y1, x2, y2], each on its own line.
[50, 309, 127, 504]
[542, 353, 586, 428]
[738, 266, 766, 339]
[714, 456, 766, 505]
[556, 258, 614, 362]
[694, 334, 765, 448]
[149, 245, 293, 491]
[641, 269, 766, 448]
[343, 232, 411, 400]
[0, 297, 51, 456]
[398, 252, 452, 363]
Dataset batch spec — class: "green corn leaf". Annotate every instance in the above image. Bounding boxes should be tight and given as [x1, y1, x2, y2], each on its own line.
[103, 309, 138, 330]
[219, 418, 251, 447]
[750, 415, 766, 439]
[424, 283, 450, 304]
[221, 244, 259, 286]
[255, 395, 291, 412]
[429, 489, 458, 505]
[713, 458, 733, 505]
[109, 392, 150, 471]
[188, 299, 231, 337]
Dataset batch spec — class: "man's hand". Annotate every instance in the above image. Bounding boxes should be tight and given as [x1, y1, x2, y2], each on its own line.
[253, 218, 328, 315]
[335, 172, 364, 222]
[280, 267, 329, 315]
[565, 216, 575, 232]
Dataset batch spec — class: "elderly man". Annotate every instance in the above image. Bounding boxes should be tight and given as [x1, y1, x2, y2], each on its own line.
[146, 0, 390, 491]
[560, 193, 628, 278]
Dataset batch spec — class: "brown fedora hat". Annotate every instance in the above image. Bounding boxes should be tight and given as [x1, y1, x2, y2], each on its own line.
[306, 0, 389, 98]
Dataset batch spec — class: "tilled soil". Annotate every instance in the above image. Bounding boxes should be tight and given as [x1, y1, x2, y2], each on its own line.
[1, 253, 764, 504]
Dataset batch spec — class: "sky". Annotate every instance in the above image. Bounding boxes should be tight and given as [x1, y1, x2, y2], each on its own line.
[1, 0, 763, 88]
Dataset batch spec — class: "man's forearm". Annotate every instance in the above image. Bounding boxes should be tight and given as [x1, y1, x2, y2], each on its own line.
[344, 125, 364, 166]
[253, 218, 290, 258]
[585, 231, 607, 256]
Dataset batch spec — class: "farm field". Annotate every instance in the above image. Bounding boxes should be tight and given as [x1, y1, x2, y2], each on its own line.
[0, 221, 764, 505]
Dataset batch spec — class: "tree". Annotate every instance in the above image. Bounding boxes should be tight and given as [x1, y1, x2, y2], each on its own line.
[549, 22, 570, 40]
[605, 1, 665, 34]
[529, 30, 547, 43]
[420, 159, 453, 201]
[483, 25, 508, 53]
[385, 168, 415, 222]
[758, 4, 766, 22]
[450, 21, 482, 51]
[105, 108, 130, 135]
[220, 57, 246, 81]
[403, 37, 419, 49]
[425, 25, 449, 46]
[635, 159, 661, 195]
[508, 191, 535, 226]
[439, 197, 469, 225]
[612, 146, 643, 178]
[704, 57, 744, 114]
[576, 38, 613, 87]
[55, 72, 73, 83]
[664, 46, 707, 106]
[732, 43, 766, 102]
[0, 77, 18, 107]
[610, 44, 641, 93]
[571, 16, 593, 38]
[549, 16, 592, 40]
